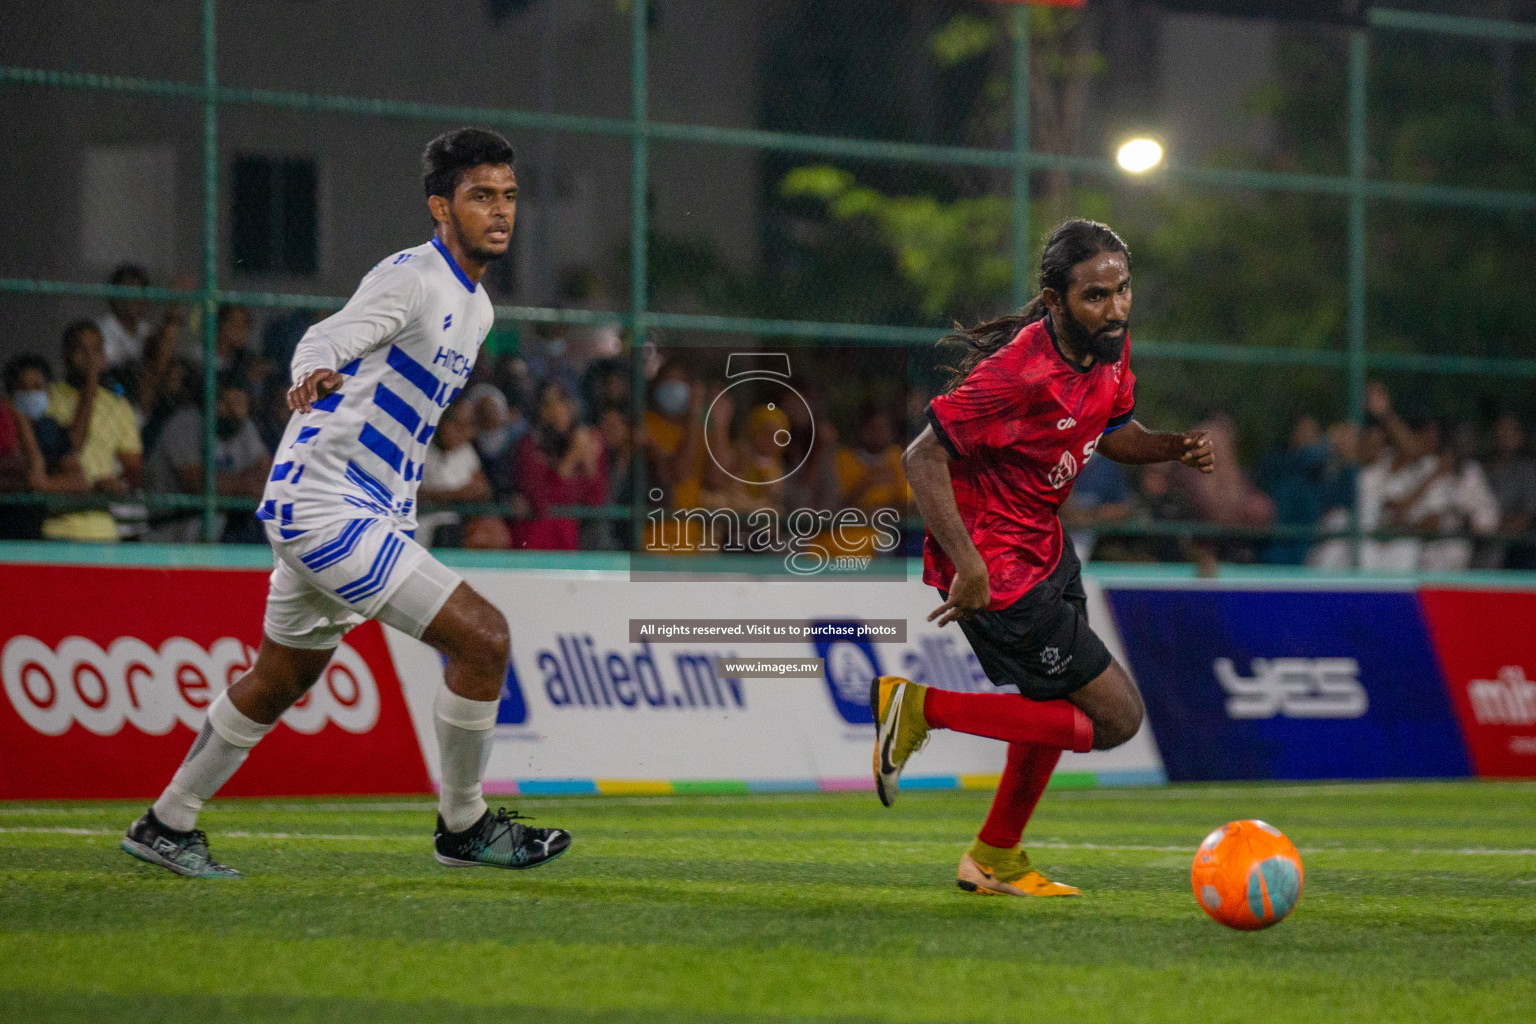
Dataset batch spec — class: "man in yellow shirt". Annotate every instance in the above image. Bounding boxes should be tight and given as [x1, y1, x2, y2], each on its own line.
[830, 406, 910, 556]
[44, 321, 143, 541]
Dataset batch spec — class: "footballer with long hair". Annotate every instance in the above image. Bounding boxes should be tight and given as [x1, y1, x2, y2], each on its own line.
[874, 219, 1215, 897]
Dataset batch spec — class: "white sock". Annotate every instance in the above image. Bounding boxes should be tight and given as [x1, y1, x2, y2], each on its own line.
[435, 687, 499, 833]
[151, 691, 274, 832]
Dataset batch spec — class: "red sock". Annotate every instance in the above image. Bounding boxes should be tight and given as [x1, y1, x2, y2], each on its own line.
[977, 742, 1063, 849]
[922, 689, 1093, 753]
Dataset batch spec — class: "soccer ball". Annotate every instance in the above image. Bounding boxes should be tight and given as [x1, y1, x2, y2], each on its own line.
[1190, 819, 1304, 930]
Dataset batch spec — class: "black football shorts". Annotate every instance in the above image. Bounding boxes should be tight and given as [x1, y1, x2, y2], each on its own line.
[944, 542, 1114, 702]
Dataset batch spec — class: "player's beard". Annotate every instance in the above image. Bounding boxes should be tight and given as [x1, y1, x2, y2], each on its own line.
[452, 209, 509, 265]
[1057, 305, 1127, 364]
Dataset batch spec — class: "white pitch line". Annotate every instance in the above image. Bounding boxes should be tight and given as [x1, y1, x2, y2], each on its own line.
[0, 802, 441, 816]
[3, 826, 1534, 857]
[3, 782, 1531, 814]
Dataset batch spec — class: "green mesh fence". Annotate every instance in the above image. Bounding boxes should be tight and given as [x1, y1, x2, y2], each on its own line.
[2, 1, 1535, 554]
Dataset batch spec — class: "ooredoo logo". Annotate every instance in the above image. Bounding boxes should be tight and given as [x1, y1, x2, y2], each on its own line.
[2, 635, 380, 737]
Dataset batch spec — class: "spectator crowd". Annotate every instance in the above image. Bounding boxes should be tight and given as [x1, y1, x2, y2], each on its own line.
[3, 264, 1535, 571]
[1062, 381, 1536, 572]
[0, 263, 917, 558]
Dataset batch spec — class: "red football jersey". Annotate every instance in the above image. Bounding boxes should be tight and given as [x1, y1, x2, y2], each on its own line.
[923, 318, 1136, 610]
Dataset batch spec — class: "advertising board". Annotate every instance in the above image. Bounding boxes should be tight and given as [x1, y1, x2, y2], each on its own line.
[0, 564, 430, 799]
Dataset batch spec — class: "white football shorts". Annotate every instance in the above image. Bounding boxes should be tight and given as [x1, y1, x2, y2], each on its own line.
[263, 518, 463, 650]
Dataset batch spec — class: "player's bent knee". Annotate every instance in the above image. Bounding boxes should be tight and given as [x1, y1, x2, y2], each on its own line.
[450, 602, 510, 677]
[477, 607, 511, 671]
[1089, 703, 1143, 750]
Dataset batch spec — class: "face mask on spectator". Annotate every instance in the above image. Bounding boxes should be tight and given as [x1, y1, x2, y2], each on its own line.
[655, 380, 690, 417]
[215, 416, 243, 440]
[13, 389, 49, 421]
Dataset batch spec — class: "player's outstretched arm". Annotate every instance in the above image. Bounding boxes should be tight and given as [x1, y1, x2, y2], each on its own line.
[903, 426, 990, 624]
[1098, 420, 1215, 473]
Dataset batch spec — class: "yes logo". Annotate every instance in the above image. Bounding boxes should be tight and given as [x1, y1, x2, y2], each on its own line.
[1214, 657, 1369, 719]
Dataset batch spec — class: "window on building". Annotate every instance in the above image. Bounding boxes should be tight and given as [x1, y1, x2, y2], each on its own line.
[231, 155, 318, 276]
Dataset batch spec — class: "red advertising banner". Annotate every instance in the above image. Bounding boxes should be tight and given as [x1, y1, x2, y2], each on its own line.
[1419, 588, 1536, 778]
[0, 564, 430, 799]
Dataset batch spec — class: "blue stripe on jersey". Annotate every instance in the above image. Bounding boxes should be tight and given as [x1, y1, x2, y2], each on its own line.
[295, 426, 321, 444]
[431, 234, 478, 294]
[312, 392, 343, 412]
[270, 462, 294, 482]
[339, 358, 361, 376]
[279, 527, 306, 539]
[344, 495, 391, 515]
[281, 502, 294, 525]
[358, 422, 405, 473]
[372, 382, 422, 435]
[345, 460, 394, 506]
[257, 499, 276, 521]
[386, 344, 440, 404]
[336, 531, 406, 602]
[290, 465, 305, 485]
[300, 518, 372, 572]
[417, 422, 436, 444]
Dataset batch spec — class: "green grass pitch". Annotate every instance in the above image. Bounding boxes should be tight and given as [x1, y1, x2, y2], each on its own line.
[1, 781, 1533, 1023]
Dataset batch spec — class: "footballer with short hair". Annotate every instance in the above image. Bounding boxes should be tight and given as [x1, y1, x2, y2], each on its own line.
[875, 219, 1215, 897]
[122, 128, 572, 877]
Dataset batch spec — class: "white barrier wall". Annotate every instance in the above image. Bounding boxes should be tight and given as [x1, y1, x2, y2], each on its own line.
[383, 569, 1165, 794]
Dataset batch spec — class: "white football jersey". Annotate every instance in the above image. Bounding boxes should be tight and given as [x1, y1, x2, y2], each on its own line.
[258, 237, 494, 535]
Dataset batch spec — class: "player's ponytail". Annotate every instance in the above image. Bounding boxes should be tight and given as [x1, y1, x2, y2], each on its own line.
[939, 219, 1129, 392]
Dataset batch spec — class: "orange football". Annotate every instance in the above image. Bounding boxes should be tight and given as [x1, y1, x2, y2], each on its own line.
[1190, 819, 1304, 930]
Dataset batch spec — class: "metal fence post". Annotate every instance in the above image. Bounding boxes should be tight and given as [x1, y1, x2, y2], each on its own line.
[629, 0, 649, 552]
[1346, 30, 1368, 566]
[1011, 5, 1031, 311]
[200, 0, 219, 542]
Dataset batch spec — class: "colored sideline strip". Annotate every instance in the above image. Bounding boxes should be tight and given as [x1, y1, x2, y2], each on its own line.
[479, 769, 1165, 797]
